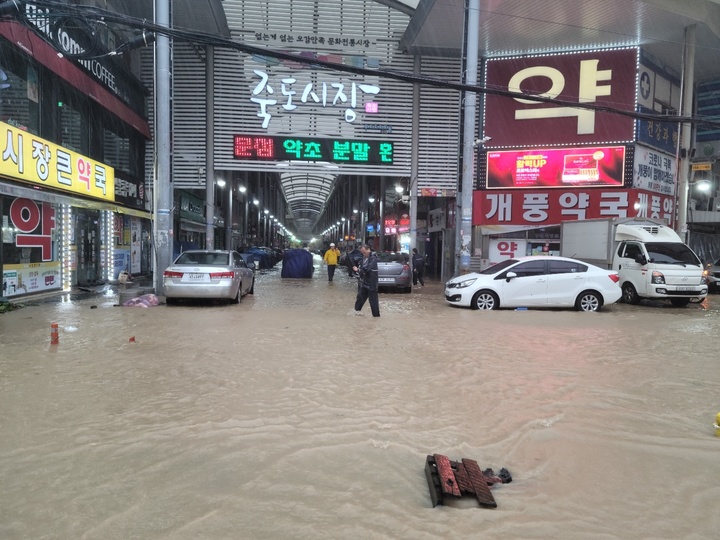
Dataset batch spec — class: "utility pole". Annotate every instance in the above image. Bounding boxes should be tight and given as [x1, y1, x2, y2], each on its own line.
[455, 0, 479, 275]
[675, 24, 696, 242]
[153, 0, 172, 294]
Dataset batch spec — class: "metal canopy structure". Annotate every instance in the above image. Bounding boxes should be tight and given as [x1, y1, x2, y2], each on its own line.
[280, 171, 337, 235]
[401, 0, 720, 80]
[98, 0, 720, 240]
[278, 0, 720, 238]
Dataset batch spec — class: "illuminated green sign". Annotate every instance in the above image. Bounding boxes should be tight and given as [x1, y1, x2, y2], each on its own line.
[234, 135, 394, 165]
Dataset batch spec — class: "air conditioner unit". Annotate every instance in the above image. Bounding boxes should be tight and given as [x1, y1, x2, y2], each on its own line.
[401, 195, 409, 203]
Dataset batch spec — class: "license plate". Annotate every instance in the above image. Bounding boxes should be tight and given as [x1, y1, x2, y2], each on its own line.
[378, 277, 394, 283]
[188, 273, 205, 281]
[676, 286, 694, 291]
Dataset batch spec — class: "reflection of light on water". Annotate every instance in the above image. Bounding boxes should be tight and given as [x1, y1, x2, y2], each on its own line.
[533, 414, 564, 428]
[674, 320, 718, 334]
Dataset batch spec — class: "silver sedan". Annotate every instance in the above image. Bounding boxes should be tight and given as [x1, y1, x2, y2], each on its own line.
[376, 251, 413, 293]
[163, 250, 255, 304]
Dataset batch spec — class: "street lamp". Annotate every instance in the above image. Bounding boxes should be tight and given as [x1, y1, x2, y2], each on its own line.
[686, 177, 714, 246]
[263, 209, 270, 246]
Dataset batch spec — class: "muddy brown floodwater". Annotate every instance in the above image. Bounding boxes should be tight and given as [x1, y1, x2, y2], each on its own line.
[1, 257, 719, 539]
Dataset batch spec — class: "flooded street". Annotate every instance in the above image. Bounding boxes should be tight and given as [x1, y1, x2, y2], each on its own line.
[1, 256, 719, 540]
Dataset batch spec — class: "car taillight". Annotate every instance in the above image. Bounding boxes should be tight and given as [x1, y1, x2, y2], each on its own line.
[402, 264, 410, 271]
[163, 270, 183, 278]
[209, 271, 234, 279]
[608, 273, 620, 283]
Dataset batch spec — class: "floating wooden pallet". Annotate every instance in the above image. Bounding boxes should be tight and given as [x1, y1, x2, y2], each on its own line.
[425, 454, 512, 508]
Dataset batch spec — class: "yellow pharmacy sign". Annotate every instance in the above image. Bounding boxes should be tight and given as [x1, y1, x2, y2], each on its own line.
[0, 121, 115, 202]
[691, 162, 712, 171]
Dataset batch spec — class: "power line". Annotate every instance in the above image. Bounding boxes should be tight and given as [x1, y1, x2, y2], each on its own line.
[11, 0, 720, 130]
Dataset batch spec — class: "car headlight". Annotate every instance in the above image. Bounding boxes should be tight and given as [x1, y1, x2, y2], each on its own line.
[651, 271, 665, 284]
[447, 277, 477, 289]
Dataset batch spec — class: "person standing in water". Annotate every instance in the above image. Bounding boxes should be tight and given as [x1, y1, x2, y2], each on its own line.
[352, 244, 380, 317]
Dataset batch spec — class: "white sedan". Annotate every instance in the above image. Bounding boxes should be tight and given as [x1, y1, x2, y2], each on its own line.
[163, 250, 255, 304]
[445, 256, 621, 311]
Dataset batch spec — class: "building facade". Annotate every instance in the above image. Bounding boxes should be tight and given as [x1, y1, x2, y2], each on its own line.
[0, 6, 151, 298]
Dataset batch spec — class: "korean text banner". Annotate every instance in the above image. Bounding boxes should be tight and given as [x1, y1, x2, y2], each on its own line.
[1, 121, 115, 202]
[486, 146, 626, 189]
[473, 188, 674, 227]
[484, 48, 637, 147]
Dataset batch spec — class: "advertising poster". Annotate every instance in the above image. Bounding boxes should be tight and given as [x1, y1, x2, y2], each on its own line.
[632, 144, 676, 196]
[2, 262, 61, 297]
[486, 147, 626, 189]
[130, 218, 141, 274]
[113, 249, 130, 279]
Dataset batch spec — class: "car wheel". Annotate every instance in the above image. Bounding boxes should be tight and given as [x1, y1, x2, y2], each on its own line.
[670, 298, 690, 307]
[621, 283, 640, 305]
[471, 290, 498, 310]
[575, 291, 602, 312]
[249, 277, 255, 295]
[230, 284, 241, 304]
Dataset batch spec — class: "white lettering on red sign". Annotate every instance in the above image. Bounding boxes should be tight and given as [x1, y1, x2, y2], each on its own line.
[9, 198, 56, 261]
[559, 192, 590, 219]
[486, 193, 512, 222]
[510, 60, 612, 135]
[522, 193, 549, 222]
[599, 191, 628, 217]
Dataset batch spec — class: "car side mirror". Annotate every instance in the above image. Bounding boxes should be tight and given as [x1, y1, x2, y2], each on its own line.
[505, 271, 517, 282]
[634, 254, 647, 265]
[248, 262, 256, 271]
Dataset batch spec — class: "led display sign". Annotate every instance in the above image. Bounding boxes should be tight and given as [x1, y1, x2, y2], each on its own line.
[233, 135, 394, 165]
[486, 146, 626, 189]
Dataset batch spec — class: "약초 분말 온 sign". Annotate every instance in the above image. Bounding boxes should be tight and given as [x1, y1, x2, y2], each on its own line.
[233, 135, 394, 165]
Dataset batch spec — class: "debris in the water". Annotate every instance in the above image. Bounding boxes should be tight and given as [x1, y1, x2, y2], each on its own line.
[425, 454, 511, 508]
[122, 294, 160, 308]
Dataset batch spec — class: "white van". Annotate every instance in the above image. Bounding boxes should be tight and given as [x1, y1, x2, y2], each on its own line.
[560, 218, 708, 307]
[613, 223, 707, 307]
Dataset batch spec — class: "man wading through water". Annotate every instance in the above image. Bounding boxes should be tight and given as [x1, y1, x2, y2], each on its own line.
[352, 244, 380, 317]
[323, 242, 341, 281]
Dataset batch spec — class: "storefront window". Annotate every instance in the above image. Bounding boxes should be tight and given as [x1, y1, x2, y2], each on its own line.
[0, 43, 40, 135]
[57, 87, 88, 154]
[103, 127, 132, 174]
[1, 197, 61, 296]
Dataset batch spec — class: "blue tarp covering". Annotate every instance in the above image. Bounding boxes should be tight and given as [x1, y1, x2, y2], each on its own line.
[281, 249, 314, 278]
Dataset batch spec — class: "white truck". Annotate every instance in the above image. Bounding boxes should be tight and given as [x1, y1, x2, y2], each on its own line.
[560, 217, 708, 307]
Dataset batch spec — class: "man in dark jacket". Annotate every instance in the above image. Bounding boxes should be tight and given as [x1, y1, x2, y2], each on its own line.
[352, 244, 380, 317]
[411, 247, 425, 287]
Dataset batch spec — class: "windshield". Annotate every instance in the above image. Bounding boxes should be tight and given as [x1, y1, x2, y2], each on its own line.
[175, 252, 229, 265]
[645, 243, 700, 265]
[480, 259, 518, 275]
